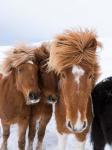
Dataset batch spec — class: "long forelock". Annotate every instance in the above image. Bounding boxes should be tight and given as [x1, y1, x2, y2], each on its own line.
[34, 41, 51, 72]
[48, 30, 101, 77]
[2, 45, 36, 75]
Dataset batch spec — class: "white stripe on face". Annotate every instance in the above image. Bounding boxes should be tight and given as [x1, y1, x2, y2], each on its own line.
[74, 110, 87, 132]
[27, 60, 34, 64]
[72, 65, 85, 85]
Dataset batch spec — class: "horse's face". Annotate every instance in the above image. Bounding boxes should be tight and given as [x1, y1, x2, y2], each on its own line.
[39, 70, 59, 104]
[60, 65, 93, 133]
[15, 61, 41, 105]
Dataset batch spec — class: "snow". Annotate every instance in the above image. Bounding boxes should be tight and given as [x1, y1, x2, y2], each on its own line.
[0, 38, 112, 149]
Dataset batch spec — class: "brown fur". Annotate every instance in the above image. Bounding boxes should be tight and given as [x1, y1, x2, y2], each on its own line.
[48, 30, 101, 148]
[0, 46, 40, 150]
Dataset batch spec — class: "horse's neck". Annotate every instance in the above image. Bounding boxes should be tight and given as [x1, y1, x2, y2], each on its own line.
[5, 72, 15, 88]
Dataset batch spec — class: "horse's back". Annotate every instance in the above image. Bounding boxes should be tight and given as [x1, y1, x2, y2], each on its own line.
[92, 76, 112, 116]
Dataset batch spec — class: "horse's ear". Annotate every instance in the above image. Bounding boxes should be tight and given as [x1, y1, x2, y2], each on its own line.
[85, 38, 102, 51]
[86, 38, 97, 50]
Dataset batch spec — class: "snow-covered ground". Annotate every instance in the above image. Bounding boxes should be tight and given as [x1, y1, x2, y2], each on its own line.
[0, 38, 112, 150]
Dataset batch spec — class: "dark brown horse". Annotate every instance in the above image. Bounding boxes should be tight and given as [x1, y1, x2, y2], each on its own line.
[0, 46, 41, 150]
[48, 30, 101, 149]
[27, 43, 59, 150]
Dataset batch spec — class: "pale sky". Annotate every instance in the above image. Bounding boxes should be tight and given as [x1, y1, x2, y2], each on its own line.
[0, 0, 112, 44]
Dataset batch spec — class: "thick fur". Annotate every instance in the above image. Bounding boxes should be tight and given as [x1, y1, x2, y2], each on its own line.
[91, 77, 112, 150]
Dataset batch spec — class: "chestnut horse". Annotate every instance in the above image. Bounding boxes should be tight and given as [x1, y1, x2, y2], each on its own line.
[48, 30, 101, 149]
[27, 44, 59, 150]
[0, 46, 41, 150]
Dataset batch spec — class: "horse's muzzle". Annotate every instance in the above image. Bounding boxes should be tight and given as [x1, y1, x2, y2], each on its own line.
[26, 91, 41, 105]
[47, 95, 60, 104]
[66, 120, 87, 133]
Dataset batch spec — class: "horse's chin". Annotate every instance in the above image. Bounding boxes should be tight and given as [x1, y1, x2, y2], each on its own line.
[68, 126, 87, 134]
[26, 98, 40, 105]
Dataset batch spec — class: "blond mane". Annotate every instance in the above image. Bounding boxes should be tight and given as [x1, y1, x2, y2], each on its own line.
[48, 29, 102, 74]
[2, 44, 36, 75]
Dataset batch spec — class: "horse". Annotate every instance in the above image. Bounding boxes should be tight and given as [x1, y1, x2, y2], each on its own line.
[0, 46, 41, 150]
[27, 43, 59, 150]
[48, 30, 101, 149]
[91, 77, 112, 150]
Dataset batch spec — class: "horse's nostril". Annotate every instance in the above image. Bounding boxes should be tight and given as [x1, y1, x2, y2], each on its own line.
[67, 121, 72, 129]
[29, 91, 35, 100]
[83, 121, 87, 129]
[56, 95, 60, 101]
[29, 91, 40, 100]
[47, 95, 53, 101]
[47, 95, 59, 103]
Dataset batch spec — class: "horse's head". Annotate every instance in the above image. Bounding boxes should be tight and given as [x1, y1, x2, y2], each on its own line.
[2, 45, 41, 105]
[48, 30, 101, 133]
[15, 61, 41, 105]
[60, 65, 95, 133]
[39, 68, 59, 104]
[35, 43, 59, 104]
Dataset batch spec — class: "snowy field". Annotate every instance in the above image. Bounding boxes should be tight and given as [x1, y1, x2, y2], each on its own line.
[0, 38, 112, 150]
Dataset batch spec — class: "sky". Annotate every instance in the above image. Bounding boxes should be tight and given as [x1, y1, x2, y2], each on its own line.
[0, 0, 112, 45]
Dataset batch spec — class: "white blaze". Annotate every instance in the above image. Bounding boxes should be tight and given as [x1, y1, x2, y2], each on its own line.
[27, 60, 34, 64]
[72, 65, 85, 85]
[74, 110, 83, 131]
